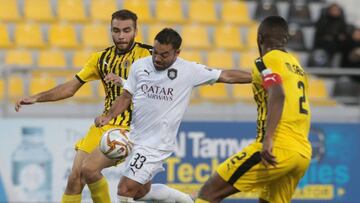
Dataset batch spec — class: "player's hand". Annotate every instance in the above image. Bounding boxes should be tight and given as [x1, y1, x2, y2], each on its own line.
[261, 136, 278, 168]
[104, 73, 124, 86]
[15, 96, 37, 112]
[94, 115, 112, 127]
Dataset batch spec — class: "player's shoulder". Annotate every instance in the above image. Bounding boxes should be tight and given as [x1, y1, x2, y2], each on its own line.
[262, 50, 286, 63]
[132, 55, 152, 67]
[135, 42, 153, 52]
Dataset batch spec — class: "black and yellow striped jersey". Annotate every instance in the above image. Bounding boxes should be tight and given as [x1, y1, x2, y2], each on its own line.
[251, 50, 312, 159]
[76, 42, 152, 128]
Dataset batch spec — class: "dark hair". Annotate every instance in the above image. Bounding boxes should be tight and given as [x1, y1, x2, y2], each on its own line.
[111, 9, 138, 28]
[259, 16, 289, 40]
[155, 28, 182, 50]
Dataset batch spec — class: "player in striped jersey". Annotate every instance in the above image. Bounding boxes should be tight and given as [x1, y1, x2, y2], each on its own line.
[15, 10, 191, 203]
[195, 16, 312, 203]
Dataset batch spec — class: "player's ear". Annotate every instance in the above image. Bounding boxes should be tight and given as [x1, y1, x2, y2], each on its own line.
[175, 49, 181, 56]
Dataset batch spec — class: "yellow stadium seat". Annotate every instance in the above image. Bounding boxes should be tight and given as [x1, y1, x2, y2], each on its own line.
[155, 0, 185, 24]
[49, 23, 79, 48]
[38, 50, 67, 68]
[239, 51, 258, 70]
[7, 75, 24, 99]
[188, 0, 217, 24]
[214, 25, 244, 50]
[135, 26, 144, 43]
[98, 82, 106, 98]
[58, 0, 87, 22]
[72, 50, 93, 68]
[123, 0, 153, 23]
[308, 78, 337, 106]
[24, 0, 55, 22]
[207, 50, 234, 69]
[29, 75, 57, 95]
[180, 50, 203, 63]
[15, 23, 46, 48]
[5, 50, 33, 66]
[182, 25, 211, 49]
[198, 83, 229, 102]
[0, 0, 21, 21]
[73, 83, 94, 101]
[82, 24, 111, 49]
[247, 24, 259, 50]
[0, 24, 13, 48]
[232, 84, 254, 103]
[0, 79, 3, 100]
[221, 1, 253, 25]
[147, 24, 172, 44]
[90, 0, 117, 22]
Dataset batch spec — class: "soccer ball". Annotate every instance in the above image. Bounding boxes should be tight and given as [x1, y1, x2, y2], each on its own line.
[99, 128, 133, 161]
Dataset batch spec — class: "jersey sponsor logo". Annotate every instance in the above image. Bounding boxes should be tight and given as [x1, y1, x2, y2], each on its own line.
[167, 68, 177, 80]
[143, 69, 152, 75]
[122, 60, 130, 68]
[141, 84, 174, 101]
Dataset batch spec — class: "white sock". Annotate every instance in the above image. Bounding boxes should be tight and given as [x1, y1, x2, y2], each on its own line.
[118, 195, 135, 203]
[138, 184, 193, 203]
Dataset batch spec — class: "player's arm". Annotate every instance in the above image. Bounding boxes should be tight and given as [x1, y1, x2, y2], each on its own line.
[216, 70, 252, 84]
[94, 90, 132, 127]
[262, 73, 285, 167]
[15, 78, 83, 112]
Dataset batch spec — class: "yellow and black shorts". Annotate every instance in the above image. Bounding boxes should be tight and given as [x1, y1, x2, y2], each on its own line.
[75, 124, 129, 153]
[216, 142, 310, 203]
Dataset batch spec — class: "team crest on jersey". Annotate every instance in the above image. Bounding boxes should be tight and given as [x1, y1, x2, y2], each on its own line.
[167, 68, 177, 80]
[122, 60, 130, 68]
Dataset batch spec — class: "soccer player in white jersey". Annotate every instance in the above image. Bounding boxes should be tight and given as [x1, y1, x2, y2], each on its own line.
[94, 28, 252, 202]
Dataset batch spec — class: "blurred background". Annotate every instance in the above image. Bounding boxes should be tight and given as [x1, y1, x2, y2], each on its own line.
[0, 0, 360, 202]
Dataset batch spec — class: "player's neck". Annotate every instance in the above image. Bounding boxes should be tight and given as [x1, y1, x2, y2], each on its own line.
[261, 46, 286, 56]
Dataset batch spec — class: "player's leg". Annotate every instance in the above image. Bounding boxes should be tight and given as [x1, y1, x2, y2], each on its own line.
[258, 150, 310, 203]
[137, 183, 193, 203]
[82, 147, 117, 203]
[195, 172, 238, 203]
[61, 150, 88, 203]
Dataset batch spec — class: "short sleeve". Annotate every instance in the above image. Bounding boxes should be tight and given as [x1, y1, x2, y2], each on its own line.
[123, 60, 139, 95]
[190, 62, 222, 87]
[76, 53, 101, 83]
[262, 52, 287, 79]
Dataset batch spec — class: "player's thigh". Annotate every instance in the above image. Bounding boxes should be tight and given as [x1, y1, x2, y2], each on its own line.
[198, 172, 238, 201]
[82, 147, 117, 171]
[75, 124, 122, 153]
[259, 151, 311, 203]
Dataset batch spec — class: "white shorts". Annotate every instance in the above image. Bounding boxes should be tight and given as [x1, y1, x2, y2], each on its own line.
[122, 144, 173, 184]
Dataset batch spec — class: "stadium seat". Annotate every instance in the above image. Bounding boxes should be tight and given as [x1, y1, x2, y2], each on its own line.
[15, 23, 46, 48]
[7, 75, 24, 99]
[58, 0, 87, 22]
[287, 0, 312, 25]
[206, 50, 234, 69]
[5, 50, 34, 66]
[24, 0, 55, 22]
[72, 50, 94, 68]
[254, 0, 279, 21]
[123, 0, 153, 23]
[246, 24, 259, 50]
[38, 50, 67, 68]
[155, 0, 186, 24]
[332, 76, 360, 105]
[135, 26, 144, 43]
[287, 24, 306, 51]
[198, 83, 230, 102]
[0, 0, 21, 21]
[232, 84, 254, 103]
[90, 0, 117, 22]
[188, 0, 218, 24]
[181, 25, 211, 49]
[308, 77, 337, 106]
[221, 1, 253, 25]
[0, 24, 13, 48]
[239, 51, 258, 70]
[73, 82, 94, 101]
[82, 24, 111, 49]
[0, 79, 3, 100]
[29, 75, 57, 95]
[180, 50, 203, 63]
[214, 25, 244, 50]
[98, 82, 106, 98]
[49, 23, 79, 49]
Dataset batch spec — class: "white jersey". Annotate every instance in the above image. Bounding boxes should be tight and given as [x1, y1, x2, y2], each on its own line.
[123, 56, 221, 151]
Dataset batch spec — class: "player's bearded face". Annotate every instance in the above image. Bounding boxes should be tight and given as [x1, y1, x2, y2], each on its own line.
[111, 19, 136, 52]
[152, 40, 179, 71]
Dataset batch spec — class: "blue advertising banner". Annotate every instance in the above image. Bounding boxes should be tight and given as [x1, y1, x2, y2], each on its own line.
[152, 122, 360, 203]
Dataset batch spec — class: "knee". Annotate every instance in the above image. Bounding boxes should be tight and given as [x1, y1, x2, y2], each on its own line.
[81, 163, 100, 181]
[65, 170, 84, 193]
[67, 170, 82, 185]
